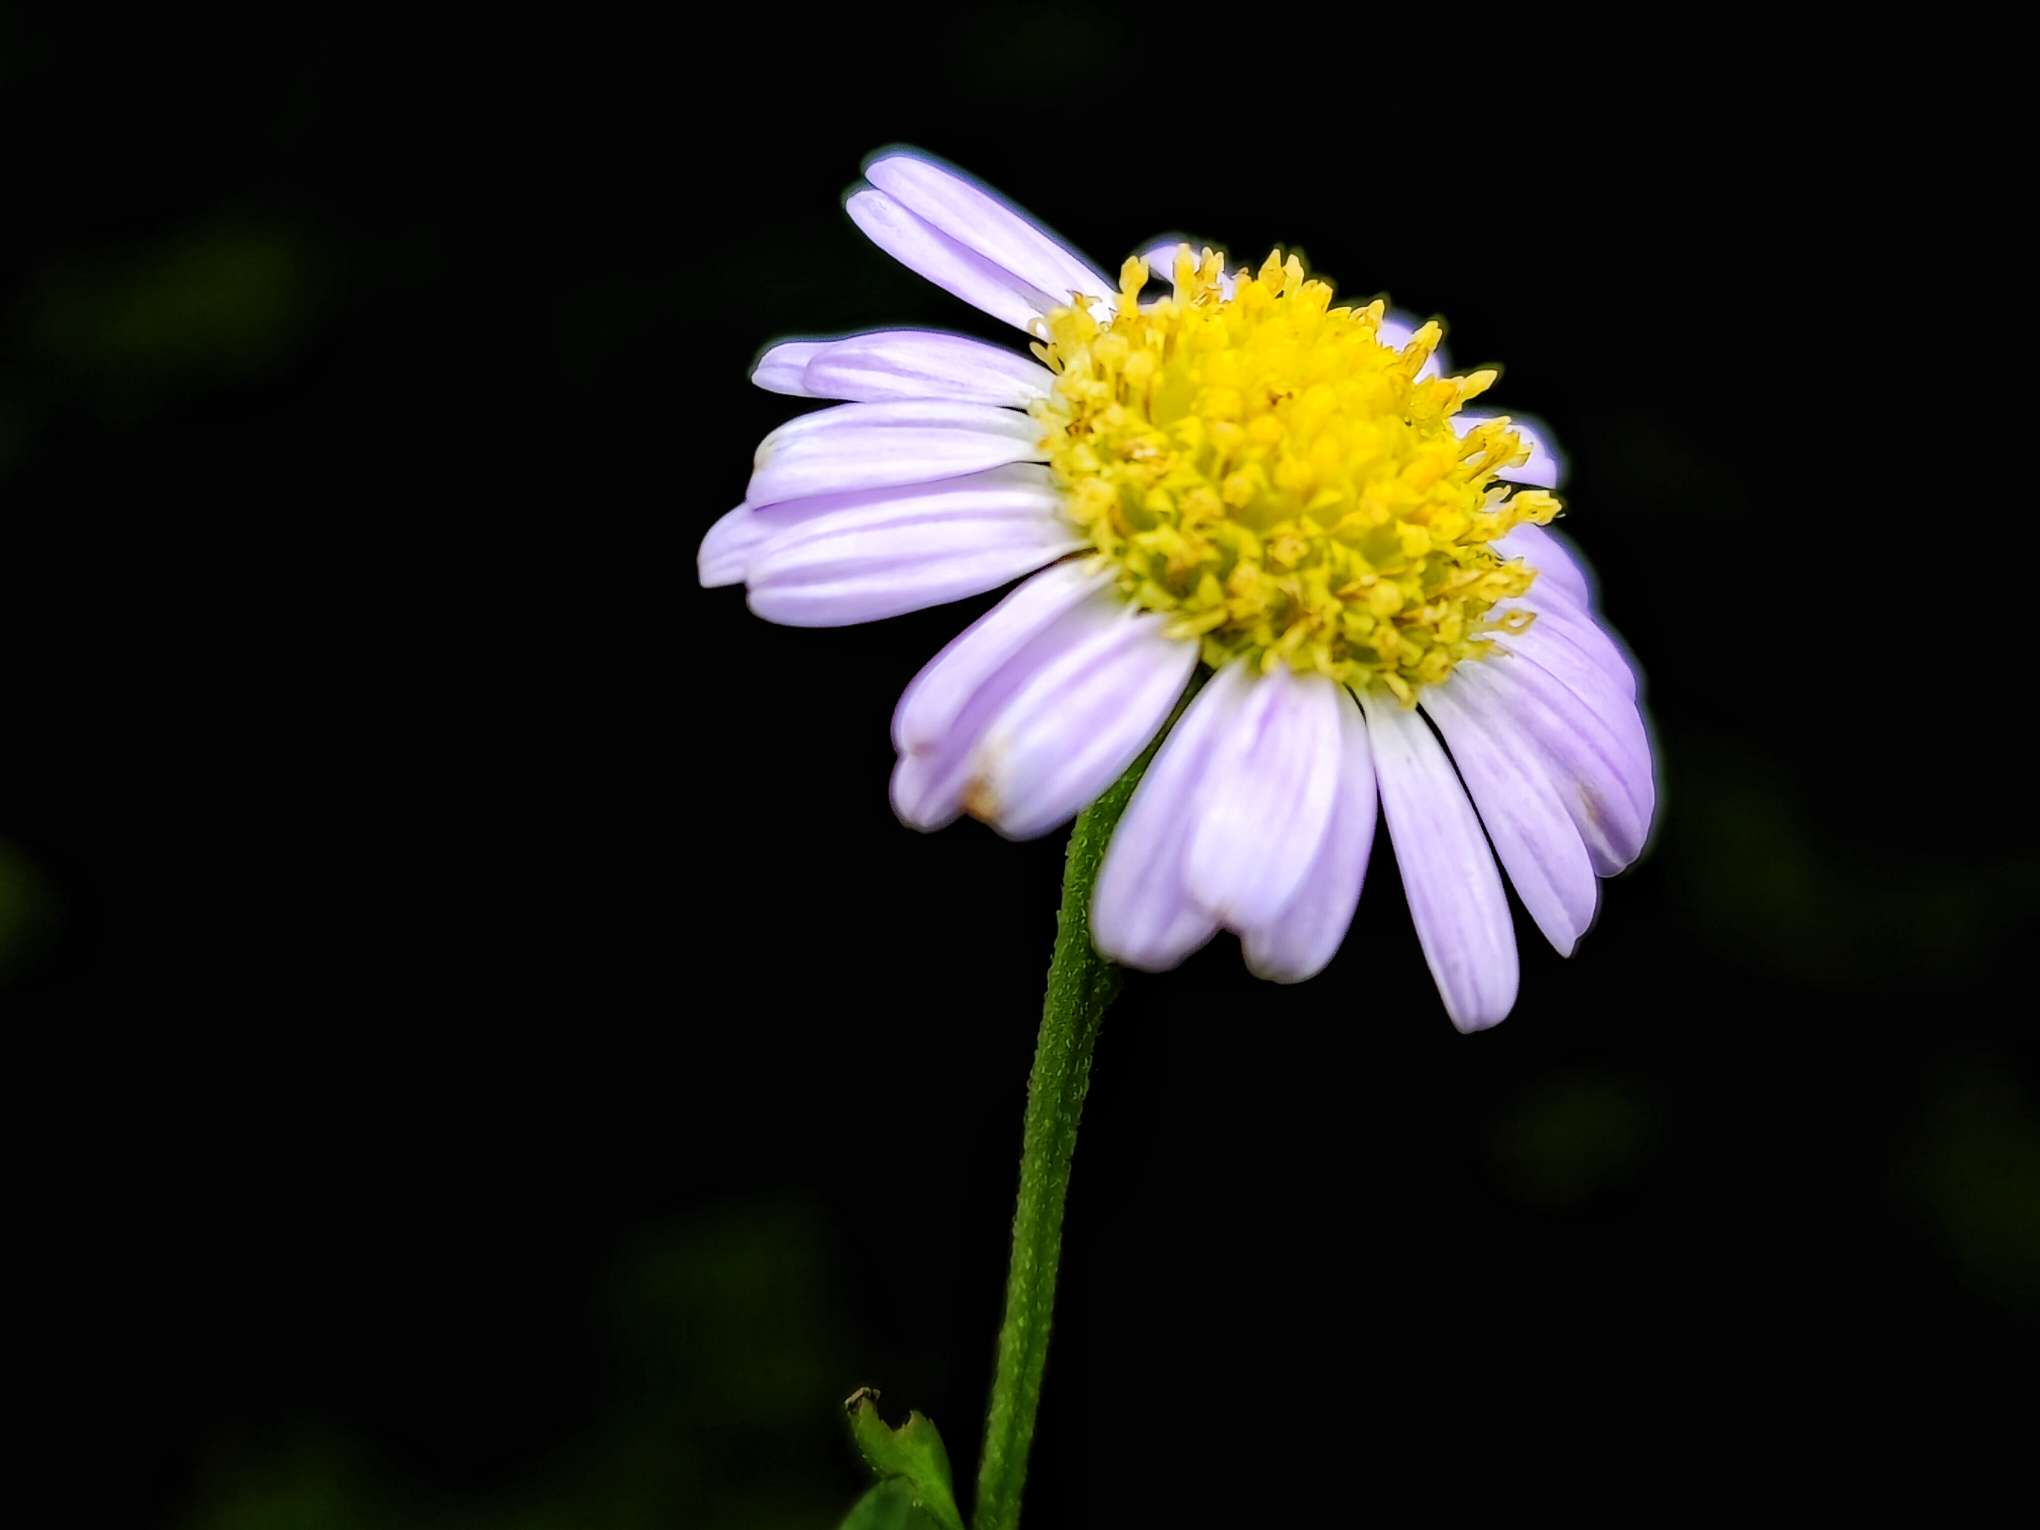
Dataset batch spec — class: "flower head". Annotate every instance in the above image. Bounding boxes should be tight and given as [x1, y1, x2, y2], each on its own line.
[700, 150, 1655, 1030]
[1036, 247, 1555, 703]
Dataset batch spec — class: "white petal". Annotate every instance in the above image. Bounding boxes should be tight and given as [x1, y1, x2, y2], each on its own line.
[846, 189, 1054, 331]
[1090, 662, 1258, 970]
[747, 399, 1045, 507]
[1357, 689, 1519, 1032]
[698, 502, 767, 588]
[970, 613, 1198, 839]
[1240, 685, 1378, 983]
[1452, 412, 1564, 488]
[801, 330, 1055, 407]
[865, 153, 1109, 315]
[1494, 522, 1593, 608]
[750, 341, 828, 397]
[892, 558, 1113, 753]
[1423, 677, 1598, 956]
[1182, 666, 1345, 930]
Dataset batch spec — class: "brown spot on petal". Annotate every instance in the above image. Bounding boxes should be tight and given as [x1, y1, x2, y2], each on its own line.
[1580, 784, 1608, 831]
[963, 774, 1001, 823]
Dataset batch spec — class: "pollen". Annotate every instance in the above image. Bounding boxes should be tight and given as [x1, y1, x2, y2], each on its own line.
[1031, 247, 1559, 703]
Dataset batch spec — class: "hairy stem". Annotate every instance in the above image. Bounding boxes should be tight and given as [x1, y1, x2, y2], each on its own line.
[972, 678, 1195, 1530]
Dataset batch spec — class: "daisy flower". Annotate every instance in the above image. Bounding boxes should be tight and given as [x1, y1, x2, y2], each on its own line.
[700, 150, 1656, 1031]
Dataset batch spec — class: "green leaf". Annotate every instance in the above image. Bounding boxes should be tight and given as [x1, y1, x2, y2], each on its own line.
[837, 1478, 946, 1530]
[841, 1389, 966, 1530]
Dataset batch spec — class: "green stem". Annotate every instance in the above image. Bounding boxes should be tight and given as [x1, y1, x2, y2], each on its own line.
[972, 682, 1194, 1530]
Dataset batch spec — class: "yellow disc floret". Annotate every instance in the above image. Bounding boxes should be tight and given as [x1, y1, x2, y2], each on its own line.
[1031, 247, 1560, 703]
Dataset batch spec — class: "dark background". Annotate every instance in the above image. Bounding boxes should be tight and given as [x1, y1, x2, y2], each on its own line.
[7, 10, 2033, 1526]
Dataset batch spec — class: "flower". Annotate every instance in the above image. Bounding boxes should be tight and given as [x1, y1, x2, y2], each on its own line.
[699, 150, 1656, 1030]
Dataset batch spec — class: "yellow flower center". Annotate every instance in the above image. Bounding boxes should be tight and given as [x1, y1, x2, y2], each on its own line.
[1031, 247, 1560, 703]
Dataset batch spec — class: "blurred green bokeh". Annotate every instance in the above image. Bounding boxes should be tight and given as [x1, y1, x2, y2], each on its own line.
[1899, 1060, 2040, 1318]
[189, 1207, 865, 1530]
[0, 841, 63, 988]
[1490, 1067, 1660, 1214]
[26, 222, 309, 386]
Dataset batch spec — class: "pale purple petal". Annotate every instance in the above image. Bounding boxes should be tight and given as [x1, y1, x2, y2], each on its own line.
[801, 330, 1054, 407]
[745, 512, 1081, 628]
[1183, 666, 1345, 930]
[1499, 598, 1640, 702]
[1452, 412, 1564, 488]
[746, 461, 1060, 550]
[1240, 685, 1378, 983]
[747, 399, 1045, 507]
[751, 341, 828, 397]
[892, 558, 1111, 753]
[1484, 639, 1657, 871]
[1090, 662, 1260, 970]
[1490, 632, 1652, 792]
[728, 464, 1061, 596]
[699, 502, 767, 588]
[1493, 522, 1593, 609]
[743, 467, 1069, 571]
[865, 153, 1109, 315]
[971, 614, 1198, 839]
[890, 580, 1123, 830]
[1448, 655, 1653, 876]
[846, 189, 1055, 331]
[1358, 689, 1519, 1032]
[747, 531, 1079, 628]
[1422, 678, 1598, 956]
[891, 746, 976, 833]
[1377, 310, 1446, 381]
